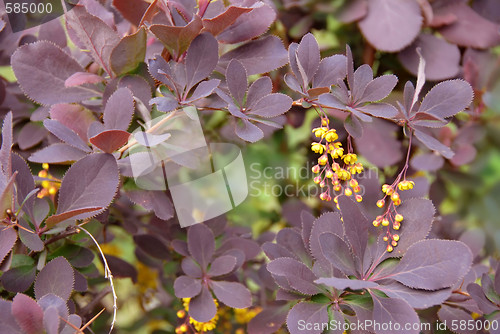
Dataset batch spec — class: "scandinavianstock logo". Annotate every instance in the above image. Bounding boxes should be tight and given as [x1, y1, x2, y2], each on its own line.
[127, 107, 248, 228]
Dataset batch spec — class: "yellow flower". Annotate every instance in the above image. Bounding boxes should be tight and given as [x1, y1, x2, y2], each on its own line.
[324, 129, 338, 142]
[318, 154, 328, 165]
[349, 163, 363, 175]
[182, 298, 220, 332]
[311, 143, 324, 154]
[336, 169, 351, 181]
[234, 307, 262, 324]
[398, 180, 415, 191]
[343, 153, 357, 165]
[312, 127, 327, 138]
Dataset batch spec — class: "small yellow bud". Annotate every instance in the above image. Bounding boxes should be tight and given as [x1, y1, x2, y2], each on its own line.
[38, 170, 48, 178]
[386, 245, 393, 252]
[393, 223, 401, 230]
[313, 176, 321, 184]
[395, 214, 404, 222]
[381, 219, 390, 227]
[392, 240, 398, 247]
[355, 195, 363, 202]
[383, 236, 388, 242]
[349, 179, 358, 187]
[41, 180, 50, 189]
[320, 192, 330, 201]
[48, 187, 57, 195]
[177, 310, 186, 318]
[325, 169, 334, 179]
[376, 199, 385, 208]
[353, 185, 361, 193]
[391, 192, 400, 202]
[319, 181, 326, 188]
[333, 196, 339, 204]
[373, 220, 380, 227]
[393, 198, 401, 206]
[42, 163, 49, 170]
[393, 234, 400, 241]
[321, 118, 329, 126]
[344, 187, 353, 196]
[318, 154, 328, 165]
[333, 184, 341, 192]
[312, 165, 320, 173]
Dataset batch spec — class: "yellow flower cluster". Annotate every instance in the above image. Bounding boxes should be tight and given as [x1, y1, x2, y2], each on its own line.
[373, 179, 415, 252]
[37, 163, 60, 198]
[177, 298, 219, 333]
[311, 118, 364, 203]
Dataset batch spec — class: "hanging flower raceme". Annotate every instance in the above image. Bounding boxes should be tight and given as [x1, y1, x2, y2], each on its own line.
[311, 117, 364, 204]
[373, 179, 415, 252]
[36, 163, 61, 198]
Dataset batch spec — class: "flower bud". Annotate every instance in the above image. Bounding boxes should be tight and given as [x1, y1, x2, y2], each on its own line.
[314, 176, 321, 184]
[344, 187, 353, 196]
[376, 199, 385, 208]
[393, 234, 400, 241]
[381, 219, 390, 226]
[395, 214, 404, 222]
[355, 195, 363, 202]
[386, 245, 393, 252]
[312, 165, 320, 173]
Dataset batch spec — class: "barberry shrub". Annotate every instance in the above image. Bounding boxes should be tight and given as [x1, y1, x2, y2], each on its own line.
[0, 0, 499, 333]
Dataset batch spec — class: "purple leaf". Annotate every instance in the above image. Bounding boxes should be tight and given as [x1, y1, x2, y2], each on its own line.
[358, 75, 398, 103]
[276, 228, 310, 265]
[352, 64, 373, 101]
[391, 240, 472, 290]
[149, 15, 203, 59]
[338, 0, 368, 23]
[0, 265, 36, 293]
[44, 120, 91, 153]
[309, 212, 344, 275]
[89, 130, 130, 153]
[318, 93, 346, 110]
[472, 0, 500, 24]
[344, 113, 363, 139]
[358, 0, 422, 52]
[64, 72, 104, 87]
[398, 33, 461, 81]
[189, 285, 217, 322]
[384, 198, 435, 258]
[185, 33, 219, 91]
[210, 280, 252, 308]
[110, 28, 147, 75]
[50, 104, 96, 142]
[11, 42, 99, 105]
[286, 302, 329, 334]
[371, 293, 420, 334]
[17, 123, 47, 150]
[414, 128, 454, 159]
[319, 232, 357, 275]
[312, 55, 347, 88]
[315, 277, 378, 290]
[38, 18, 67, 48]
[104, 87, 135, 131]
[338, 196, 368, 261]
[12, 294, 44, 334]
[0, 300, 22, 333]
[0, 228, 17, 264]
[186, 79, 221, 102]
[296, 33, 320, 88]
[66, 5, 120, 76]
[438, 304, 476, 334]
[248, 304, 288, 334]
[418, 79, 474, 118]
[188, 224, 215, 270]
[246, 76, 273, 108]
[217, 3, 276, 44]
[43, 307, 59, 334]
[19, 219, 43, 252]
[207, 255, 236, 277]
[34, 257, 74, 301]
[38, 294, 68, 333]
[467, 283, 498, 314]
[125, 190, 174, 220]
[28, 144, 87, 164]
[105, 255, 138, 283]
[150, 95, 179, 113]
[262, 242, 295, 260]
[218, 237, 261, 261]
[133, 234, 170, 260]
[438, 2, 500, 49]
[46, 153, 119, 227]
[219, 36, 288, 75]
[284, 73, 303, 93]
[235, 119, 264, 142]
[203, 6, 253, 36]
[182, 257, 203, 278]
[267, 258, 319, 295]
[459, 230, 486, 259]
[12, 153, 35, 217]
[60, 314, 82, 334]
[377, 282, 451, 309]
[174, 276, 202, 298]
[248, 93, 293, 118]
[356, 103, 399, 119]
[226, 59, 248, 106]
[411, 152, 444, 171]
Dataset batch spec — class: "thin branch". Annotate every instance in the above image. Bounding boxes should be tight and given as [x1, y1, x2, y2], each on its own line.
[77, 227, 117, 334]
